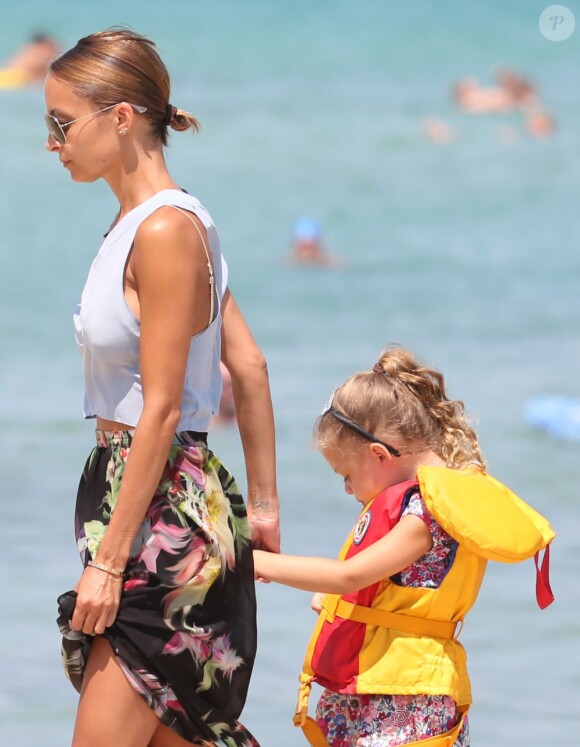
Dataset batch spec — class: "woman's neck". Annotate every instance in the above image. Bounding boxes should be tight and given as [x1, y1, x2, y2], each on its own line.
[105, 146, 179, 218]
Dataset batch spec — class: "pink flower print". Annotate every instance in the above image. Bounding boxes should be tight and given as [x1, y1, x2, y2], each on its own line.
[173, 451, 205, 485]
[211, 635, 243, 681]
[139, 518, 192, 574]
[165, 685, 186, 714]
[163, 630, 212, 662]
[105, 455, 116, 484]
[137, 669, 164, 693]
[123, 576, 148, 592]
[166, 534, 208, 585]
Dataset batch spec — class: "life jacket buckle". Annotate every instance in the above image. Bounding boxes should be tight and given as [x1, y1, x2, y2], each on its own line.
[294, 672, 313, 726]
[293, 708, 308, 727]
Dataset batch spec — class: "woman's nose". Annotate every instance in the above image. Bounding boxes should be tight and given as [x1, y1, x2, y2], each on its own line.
[46, 133, 61, 152]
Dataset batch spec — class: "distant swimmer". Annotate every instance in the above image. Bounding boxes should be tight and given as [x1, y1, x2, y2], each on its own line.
[422, 117, 454, 145]
[452, 77, 513, 114]
[0, 33, 61, 88]
[495, 68, 538, 110]
[287, 218, 345, 268]
[524, 108, 555, 139]
[453, 69, 540, 116]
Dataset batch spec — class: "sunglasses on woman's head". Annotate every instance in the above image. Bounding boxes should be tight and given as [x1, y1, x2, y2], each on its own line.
[44, 102, 147, 144]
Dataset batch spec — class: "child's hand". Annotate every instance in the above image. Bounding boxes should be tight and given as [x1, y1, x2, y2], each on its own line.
[311, 592, 324, 613]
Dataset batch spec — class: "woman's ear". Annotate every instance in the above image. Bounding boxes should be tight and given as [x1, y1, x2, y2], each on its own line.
[115, 102, 133, 134]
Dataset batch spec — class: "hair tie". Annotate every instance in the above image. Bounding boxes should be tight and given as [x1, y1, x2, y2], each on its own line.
[165, 104, 177, 126]
[372, 363, 384, 374]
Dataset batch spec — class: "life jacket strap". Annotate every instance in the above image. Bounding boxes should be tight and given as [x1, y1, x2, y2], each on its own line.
[327, 597, 461, 639]
[294, 671, 314, 728]
[534, 544, 555, 609]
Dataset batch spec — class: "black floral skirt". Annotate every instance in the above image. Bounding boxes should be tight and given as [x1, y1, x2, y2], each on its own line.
[57, 430, 259, 746]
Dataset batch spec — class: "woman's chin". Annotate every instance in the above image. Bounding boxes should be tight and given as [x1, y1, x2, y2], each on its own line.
[69, 170, 99, 184]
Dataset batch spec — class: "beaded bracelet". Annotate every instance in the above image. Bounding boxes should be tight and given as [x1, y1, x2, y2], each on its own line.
[87, 560, 124, 578]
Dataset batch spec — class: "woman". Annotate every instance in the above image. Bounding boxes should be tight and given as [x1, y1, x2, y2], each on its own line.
[45, 29, 279, 747]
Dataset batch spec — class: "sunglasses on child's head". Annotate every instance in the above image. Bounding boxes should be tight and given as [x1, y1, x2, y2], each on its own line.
[322, 399, 401, 458]
[44, 102, 147, 145]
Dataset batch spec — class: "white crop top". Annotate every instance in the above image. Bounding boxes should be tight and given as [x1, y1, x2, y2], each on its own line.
[73, 189, 228, 432]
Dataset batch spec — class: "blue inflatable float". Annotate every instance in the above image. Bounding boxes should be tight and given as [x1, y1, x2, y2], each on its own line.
[524, 396, 580, 441]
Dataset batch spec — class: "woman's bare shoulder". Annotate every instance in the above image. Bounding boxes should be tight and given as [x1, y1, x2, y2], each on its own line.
[131, 206, 208, 276]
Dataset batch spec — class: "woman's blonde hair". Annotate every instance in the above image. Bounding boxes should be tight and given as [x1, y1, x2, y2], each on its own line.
[49, 28, 199, 146]
[315, 344, 486, 471]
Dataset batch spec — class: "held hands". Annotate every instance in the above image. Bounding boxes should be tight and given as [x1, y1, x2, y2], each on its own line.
[71, 564, 123, 635]
[247, 504, 281, 553]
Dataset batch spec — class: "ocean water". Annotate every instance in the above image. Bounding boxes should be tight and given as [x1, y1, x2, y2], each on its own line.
[1, 1, 579, 745]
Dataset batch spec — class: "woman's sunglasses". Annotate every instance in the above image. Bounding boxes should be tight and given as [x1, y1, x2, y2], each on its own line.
[44, 102, 147, 145]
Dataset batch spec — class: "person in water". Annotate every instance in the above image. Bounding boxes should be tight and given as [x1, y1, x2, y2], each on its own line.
[254, 345, 554, 747]
[1, 33, 60, 85]
[288, 218, 344, 268]
[44, 28, 279, 747]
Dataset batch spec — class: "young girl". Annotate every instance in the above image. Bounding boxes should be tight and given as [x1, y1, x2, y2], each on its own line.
[254, 345, 554, 747]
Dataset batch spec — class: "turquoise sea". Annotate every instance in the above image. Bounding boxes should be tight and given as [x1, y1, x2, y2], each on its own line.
[1, 1, 579, 745]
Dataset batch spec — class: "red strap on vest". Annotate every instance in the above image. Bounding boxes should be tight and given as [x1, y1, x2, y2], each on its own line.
[534, 544, 554, 609]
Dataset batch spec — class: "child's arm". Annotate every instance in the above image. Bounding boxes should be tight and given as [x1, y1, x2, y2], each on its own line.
[254, 513, 432, 595]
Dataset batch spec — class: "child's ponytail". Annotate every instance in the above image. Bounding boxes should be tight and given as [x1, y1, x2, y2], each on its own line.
[316, 344, 486, 472]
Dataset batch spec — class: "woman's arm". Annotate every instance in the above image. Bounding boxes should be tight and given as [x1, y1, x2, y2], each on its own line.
[253, 513, 432, 595]
[221, 291, 280, 553]
[71, 207, 212, 635]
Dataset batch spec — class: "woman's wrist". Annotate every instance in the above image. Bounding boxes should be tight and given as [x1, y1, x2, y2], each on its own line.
[96, 527, 133, 568]
[247, 493, 279, 512]
[87, 560, 124, 578]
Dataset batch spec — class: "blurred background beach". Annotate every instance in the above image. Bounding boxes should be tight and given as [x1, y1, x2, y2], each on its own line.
[1, 1, 579, 745]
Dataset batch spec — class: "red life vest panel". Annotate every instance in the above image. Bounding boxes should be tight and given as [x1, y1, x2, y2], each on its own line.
[311, 479, 416, 692]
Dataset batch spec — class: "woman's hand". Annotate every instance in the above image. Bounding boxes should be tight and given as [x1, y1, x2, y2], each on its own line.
[248, 502, 281, 553]
[71, 566, 123, 635]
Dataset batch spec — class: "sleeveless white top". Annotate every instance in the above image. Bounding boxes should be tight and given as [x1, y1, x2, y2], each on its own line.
[73, 189, 228, 432]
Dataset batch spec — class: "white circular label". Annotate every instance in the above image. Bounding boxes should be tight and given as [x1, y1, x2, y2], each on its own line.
[539, 5, 575, 41]
[353, 511, 371, 545]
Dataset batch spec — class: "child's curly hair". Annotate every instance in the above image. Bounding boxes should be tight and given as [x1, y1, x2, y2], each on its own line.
[315, 344, 486, 472]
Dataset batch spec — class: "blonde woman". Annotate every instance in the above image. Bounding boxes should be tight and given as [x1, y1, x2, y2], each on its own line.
[45, 28, 279, 747]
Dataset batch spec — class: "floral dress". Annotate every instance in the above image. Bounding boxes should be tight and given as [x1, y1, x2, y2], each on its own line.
[57, 430, 259, 746]
[316, 490, 470, 747]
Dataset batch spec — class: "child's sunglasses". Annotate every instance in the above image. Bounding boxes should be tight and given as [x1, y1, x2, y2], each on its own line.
[322, 397, 401, 458]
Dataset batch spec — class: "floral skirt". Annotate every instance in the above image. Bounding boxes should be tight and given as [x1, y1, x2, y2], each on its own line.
[316, 690, 470, 747]
[57, 430, 259, 746]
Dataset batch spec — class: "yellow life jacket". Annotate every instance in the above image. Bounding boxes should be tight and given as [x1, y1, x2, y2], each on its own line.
[294, 466, 555, 746]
